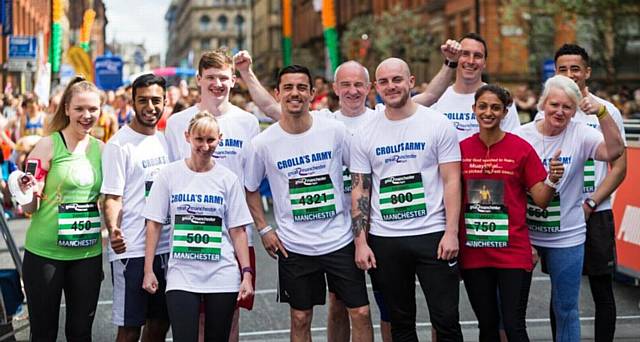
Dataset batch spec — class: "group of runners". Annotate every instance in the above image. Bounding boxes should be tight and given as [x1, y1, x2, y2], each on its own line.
[12, 32, 626, 342]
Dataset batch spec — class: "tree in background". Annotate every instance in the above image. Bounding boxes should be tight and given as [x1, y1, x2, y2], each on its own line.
[503, 0, 640, 85]
[340, 6, 437, 78]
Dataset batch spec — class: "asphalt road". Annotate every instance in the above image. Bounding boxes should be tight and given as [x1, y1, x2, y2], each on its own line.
[1, 213, 639, 341]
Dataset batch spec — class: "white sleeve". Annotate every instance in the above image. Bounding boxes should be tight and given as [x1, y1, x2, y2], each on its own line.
[143, 169, 171, 224]
[437, 120, 462, 164]
[244, 138, 266, 192]
[100, 142, 126, 196]
[581, 124, 604, 160]
[225, 177, 254, 229]
[349, 129, 371, 174]
[501, 104, 521, 132]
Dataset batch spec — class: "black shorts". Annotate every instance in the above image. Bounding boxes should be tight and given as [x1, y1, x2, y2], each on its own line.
[111, 254, 169, 327]
[277, 242, 368, 311]
[583, 210, 616, 275]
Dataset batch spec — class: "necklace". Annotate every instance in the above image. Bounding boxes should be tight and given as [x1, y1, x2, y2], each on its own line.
[540, 120, 567, 171]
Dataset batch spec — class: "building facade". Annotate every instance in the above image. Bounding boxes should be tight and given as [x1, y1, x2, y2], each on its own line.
[165, 0, 251, 69]
[287, 0, 639, 86]
[250, 0, 281, 84]
[0, 0, 52, 91]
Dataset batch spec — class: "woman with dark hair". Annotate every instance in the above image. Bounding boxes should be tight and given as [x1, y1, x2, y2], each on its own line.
[459, 84, 564, 341]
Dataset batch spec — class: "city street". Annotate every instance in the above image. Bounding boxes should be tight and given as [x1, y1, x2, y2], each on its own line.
[1, 212, 639, 341]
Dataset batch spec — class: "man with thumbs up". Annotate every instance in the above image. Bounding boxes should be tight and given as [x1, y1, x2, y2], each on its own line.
[102, 74, 172, 342]
[553, 44, 627, 342]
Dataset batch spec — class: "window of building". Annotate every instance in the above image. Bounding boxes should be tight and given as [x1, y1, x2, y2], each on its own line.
[199, 15, 211, 31]
[201, 38, 211, 50]
[218, 15, 228, 31]
[237, 37, 245, 50]
[219, 38, 229, 47]
[235, 15, 245, 32]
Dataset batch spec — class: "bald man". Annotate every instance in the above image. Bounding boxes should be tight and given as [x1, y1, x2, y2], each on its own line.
[349, 58, 464, 342]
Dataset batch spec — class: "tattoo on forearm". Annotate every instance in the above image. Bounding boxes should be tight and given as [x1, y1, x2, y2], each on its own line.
[352, 173, 361, 188]
[361, 174, 371, 190]
[352, 194, 371, 237]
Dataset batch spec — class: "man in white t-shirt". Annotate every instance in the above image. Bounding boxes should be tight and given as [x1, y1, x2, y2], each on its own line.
[350, 58, 464, 341]
[432, 33, 521, 141]
[163, 49, 260, 341]
[102, 74, 171, 342]
[551, 43, 627, 342]
[244, 65, 373, 342]
[236, 53, 385, 341]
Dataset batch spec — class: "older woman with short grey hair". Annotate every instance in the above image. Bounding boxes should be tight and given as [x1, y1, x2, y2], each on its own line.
[514, 75, 623, 342]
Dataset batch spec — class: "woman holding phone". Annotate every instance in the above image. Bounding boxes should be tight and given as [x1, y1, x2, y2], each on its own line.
[17, 76, 104, 341]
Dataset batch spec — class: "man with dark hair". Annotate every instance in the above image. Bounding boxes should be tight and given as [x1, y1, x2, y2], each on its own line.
[164, 48, 260, 342]
[551, 43, 627, 342]
[244, 65, 374, 342]
[102, 73, 171, 342]
[432, 32, 520, 142]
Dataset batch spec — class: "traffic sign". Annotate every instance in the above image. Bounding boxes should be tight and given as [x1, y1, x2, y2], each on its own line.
[94, 55, 124, 90]
[542, 59, 555, 82]
[8, 36, 37, 60]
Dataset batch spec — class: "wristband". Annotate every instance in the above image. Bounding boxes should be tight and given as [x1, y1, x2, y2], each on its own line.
[258, 225, 273, 237]
[241, 266, 255, 277]
[544, 175, 558, 189]
[596, 105, 608, 120]
[444, 59, 458, 69]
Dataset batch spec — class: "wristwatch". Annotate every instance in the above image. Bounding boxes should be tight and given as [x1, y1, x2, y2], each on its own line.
[444, 59, 458, 69]
[584, 198, 597, 210]
[241, 266, 255, 277]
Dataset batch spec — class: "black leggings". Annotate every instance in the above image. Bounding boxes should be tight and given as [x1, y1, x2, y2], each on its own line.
[165, 290, 238, 342]
[22, 250, 103, 342]
[550, 274, 616, 342]
[462, 268, 532, 342]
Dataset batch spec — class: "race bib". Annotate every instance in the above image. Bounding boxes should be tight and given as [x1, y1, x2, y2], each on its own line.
[57, 202, 101, 247]
[583, 159, 595, 193]
[526, 193, 561, 233]
[289, 174, 337, 222]
[342, 166, 352, 193]
[464, 204, 509, 248]
[379, 173, 427, 221]
[172, 214, 222, 262]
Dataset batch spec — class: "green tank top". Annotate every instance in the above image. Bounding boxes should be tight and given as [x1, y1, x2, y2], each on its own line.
[25, 132, 103, 260]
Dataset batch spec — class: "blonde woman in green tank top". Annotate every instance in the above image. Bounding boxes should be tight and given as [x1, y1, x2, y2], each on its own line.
[17, 76, 105, 341]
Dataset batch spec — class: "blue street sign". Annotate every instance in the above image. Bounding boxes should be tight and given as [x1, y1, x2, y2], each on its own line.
[94, 55, 124, 90]
[8, 36, 37, 59]
[542, 59, 555, 82]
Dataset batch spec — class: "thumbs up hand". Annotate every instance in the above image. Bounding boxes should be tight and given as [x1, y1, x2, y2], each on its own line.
[578, 87, 604, 115]
[548, 149, 564, 183]
[110, 228, 127, 254]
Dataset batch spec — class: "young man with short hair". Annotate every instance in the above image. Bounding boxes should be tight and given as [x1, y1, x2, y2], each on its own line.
[102, 74, 171, 342]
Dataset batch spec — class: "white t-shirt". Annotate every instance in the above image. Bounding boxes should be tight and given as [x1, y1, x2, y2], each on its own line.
[245, 115, 352, 256]
[164, 104, 260, 245]
[350, 104, 461, 237]
[432, 85, 521, 141]
[143, 161, 253, 293]
[515, 121, 603, 248]
[100, 125, 171, 261]
[314, 108, 376, 210]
